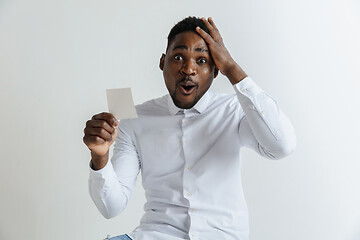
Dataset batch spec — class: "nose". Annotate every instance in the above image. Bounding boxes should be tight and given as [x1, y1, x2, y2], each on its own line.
[180, 59, 197, 76]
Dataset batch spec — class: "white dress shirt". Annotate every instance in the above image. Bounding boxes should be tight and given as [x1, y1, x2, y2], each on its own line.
[88, 77, 296, 240]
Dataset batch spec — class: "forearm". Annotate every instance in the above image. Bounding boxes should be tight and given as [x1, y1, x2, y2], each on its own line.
[89, 160, 129, 219]
[235, 77, 296, 159]
[90, 151, 109, 170]
[223, 60, 248, 85]
[89, 121, 140, 218]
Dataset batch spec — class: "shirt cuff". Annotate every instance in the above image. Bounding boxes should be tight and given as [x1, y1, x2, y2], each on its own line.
[89, 159, 118, 184]
[233, 76, 263, 99]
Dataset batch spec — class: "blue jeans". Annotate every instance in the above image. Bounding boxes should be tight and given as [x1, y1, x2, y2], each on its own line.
[109, 234, 132, 240]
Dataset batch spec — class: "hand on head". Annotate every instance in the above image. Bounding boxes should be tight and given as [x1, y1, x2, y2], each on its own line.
[196, 17, 235, 76]
[196, 17, 247, 84]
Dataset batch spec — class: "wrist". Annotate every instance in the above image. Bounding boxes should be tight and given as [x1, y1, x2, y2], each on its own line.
[90, 151, 109, 170]
[223, 61, 247, 85]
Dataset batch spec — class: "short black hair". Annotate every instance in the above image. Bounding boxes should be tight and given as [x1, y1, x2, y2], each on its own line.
[166, 16, 210, 52]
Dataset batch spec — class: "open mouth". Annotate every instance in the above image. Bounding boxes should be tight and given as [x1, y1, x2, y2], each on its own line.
[180, 84, 196, 94]
[182, 85, 195, 91]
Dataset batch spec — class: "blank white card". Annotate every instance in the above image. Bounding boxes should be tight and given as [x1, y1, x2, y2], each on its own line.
[106, 88, 138, 120]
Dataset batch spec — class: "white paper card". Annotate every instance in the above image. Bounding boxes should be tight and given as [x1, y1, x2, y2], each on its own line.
[106, 88, 138, 120]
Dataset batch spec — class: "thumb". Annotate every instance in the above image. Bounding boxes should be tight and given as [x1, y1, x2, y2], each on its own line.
[111, 126, 118, 143]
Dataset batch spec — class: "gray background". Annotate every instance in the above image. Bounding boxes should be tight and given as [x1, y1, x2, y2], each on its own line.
[1, 0, 359, 239]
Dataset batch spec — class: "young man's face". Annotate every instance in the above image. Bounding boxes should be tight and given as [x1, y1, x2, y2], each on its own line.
[160, 31, 218, 109]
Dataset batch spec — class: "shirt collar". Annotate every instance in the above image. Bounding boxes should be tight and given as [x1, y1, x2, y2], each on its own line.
[167, 90, 211, 115]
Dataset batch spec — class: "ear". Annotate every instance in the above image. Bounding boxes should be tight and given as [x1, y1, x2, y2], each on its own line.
[159, 53, 165, 71]
[214, 67, 219, 79]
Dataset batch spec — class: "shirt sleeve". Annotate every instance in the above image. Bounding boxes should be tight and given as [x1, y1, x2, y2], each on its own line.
[88, 119, 140, 219]
[234, 77, 296, 159]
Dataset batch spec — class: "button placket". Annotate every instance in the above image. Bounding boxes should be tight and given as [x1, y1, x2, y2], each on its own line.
[190, 232, 198, 239]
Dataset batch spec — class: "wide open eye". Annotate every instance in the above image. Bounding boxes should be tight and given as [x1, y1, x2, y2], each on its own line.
[174, 55, 183, 61]
[198, 58, 207, 64]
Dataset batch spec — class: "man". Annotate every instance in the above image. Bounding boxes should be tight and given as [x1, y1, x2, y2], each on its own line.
[83, 16, 296, 240]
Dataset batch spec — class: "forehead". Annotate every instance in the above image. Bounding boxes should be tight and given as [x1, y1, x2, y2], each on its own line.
[168, 31, 208, 52]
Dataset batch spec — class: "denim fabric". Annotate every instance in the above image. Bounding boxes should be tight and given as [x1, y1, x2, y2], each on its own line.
[109, 234, 132, 240]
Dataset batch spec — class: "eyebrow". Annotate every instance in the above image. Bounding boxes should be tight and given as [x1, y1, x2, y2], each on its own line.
[172, 45, 209, 53]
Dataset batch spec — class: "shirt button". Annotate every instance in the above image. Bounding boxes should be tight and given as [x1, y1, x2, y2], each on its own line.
[260, 110, 265, 115]
[187, 166, 192, 170]
[184, 139, 189, 144]
[191, 208, 196, 212]
[241, 88, 247, 93]
[184, 119, 188, 124]
[185, 192, 191, 197]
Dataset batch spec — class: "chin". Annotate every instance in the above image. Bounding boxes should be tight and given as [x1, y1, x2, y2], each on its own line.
[173, 97, 197, 109]
[179, 102, 195, 109]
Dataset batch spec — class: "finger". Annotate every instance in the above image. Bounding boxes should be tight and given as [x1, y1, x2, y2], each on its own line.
[201, 17, 222, 41]
[84, 127, 113, 141]
[201, 17, 217, 35]
[86, 119, 115, 134]
[91, 112, 118, 127]
[196, 26, 215, 45]
[208, 17, 219, 32]
[83, 135, 106, 146]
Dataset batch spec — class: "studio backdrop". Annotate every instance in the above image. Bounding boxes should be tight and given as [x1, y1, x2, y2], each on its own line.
[0, 0, 359, 239]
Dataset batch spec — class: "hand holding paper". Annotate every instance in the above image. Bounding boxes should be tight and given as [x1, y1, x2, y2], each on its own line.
[83, 88, 137, 170]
